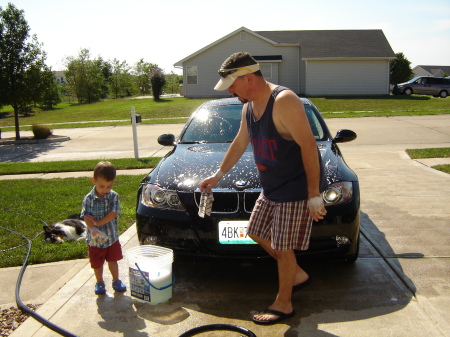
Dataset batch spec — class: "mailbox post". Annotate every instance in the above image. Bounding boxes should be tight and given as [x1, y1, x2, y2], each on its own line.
[130, 106, 140, 160]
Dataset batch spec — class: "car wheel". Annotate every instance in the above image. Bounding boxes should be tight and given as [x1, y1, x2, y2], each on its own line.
[439, 90, 448, 98]
[344, 233, 360, 263]
[404, 88, 413, 95]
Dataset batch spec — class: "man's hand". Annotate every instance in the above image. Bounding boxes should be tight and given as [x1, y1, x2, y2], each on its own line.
[200, 176, 221, 193]
[308, 196, 327, 222]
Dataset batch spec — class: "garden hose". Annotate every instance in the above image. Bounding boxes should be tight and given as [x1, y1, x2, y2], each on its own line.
[1, 209, 257, 336]
[0, 225, 77, 337]
[179, 324, 257, 336]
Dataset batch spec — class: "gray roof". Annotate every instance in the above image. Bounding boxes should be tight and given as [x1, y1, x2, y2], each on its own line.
[255, 29, 396, 59]
[416, 65, 450, 75]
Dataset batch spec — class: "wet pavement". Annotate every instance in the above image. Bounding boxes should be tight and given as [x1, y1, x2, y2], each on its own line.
[1, 115, 449, 336]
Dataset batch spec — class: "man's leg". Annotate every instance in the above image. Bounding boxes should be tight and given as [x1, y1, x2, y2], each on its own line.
[249, 234, 309, 286]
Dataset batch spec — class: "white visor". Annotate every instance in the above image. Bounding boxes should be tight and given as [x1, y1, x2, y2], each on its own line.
[214, 63, 260, 91]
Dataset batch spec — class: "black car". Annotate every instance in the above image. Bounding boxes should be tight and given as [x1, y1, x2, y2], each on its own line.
[136, 97, 360, 262]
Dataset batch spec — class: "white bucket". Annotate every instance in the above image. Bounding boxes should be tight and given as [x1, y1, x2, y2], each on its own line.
[126, 245, 174, 305]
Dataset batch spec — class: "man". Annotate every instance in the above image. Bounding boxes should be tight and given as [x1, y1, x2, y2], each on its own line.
[200, 52, 327, 325]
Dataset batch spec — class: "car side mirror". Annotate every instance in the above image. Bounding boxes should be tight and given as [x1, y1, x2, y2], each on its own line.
[333, 129, 357, 143]
[158, 134, 176, 146]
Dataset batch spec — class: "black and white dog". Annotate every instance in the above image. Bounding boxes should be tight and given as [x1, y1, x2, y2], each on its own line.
[43, 217, 87, 243]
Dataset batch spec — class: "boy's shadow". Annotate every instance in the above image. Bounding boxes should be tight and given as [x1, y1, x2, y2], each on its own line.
[96, 293, 148, 337]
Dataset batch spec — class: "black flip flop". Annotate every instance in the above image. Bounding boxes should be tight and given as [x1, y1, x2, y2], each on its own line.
[252, 309, 296, 325]
[292, 277, 313, 293]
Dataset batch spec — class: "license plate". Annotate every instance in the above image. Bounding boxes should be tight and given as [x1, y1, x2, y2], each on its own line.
[218, 221, 256, 244]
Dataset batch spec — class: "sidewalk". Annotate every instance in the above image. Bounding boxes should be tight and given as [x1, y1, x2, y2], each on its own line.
[1, 116, 449, 337]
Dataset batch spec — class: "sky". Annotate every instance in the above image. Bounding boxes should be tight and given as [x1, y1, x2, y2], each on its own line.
[2, 0, 450, 74]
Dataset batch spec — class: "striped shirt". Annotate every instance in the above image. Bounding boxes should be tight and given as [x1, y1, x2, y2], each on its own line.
[81, 187, 121, 248]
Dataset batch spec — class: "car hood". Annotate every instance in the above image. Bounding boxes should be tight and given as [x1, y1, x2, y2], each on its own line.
[147, 142, 355, 192]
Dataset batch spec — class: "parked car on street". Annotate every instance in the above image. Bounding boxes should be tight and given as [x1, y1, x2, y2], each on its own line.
[396, 76, 450, 98]
[136, 97, 360, 262]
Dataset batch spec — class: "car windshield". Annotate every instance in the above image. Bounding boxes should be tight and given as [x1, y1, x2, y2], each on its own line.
[180, 103, 325, 143]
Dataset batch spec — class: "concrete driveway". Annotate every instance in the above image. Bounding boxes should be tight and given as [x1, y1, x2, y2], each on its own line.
[2, 115, 450, 337]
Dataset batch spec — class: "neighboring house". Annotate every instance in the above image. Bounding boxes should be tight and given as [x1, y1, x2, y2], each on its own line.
[174, 27, 396, 98]
[412, 65, 450, 78]
[53, 71, 66, 85]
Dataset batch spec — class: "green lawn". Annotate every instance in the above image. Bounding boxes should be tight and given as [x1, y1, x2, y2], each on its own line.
[0, 175, 143, 268]
[1, 95, 449, 132]
[0, 157, 161, 175]
[406, 147, 450, 174]
[0, 97, 206, 131]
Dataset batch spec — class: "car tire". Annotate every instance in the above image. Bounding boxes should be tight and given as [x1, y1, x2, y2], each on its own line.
[344, 233, 360, 263]
[439, 90, 448, 98]
[404, 88, 413, 95]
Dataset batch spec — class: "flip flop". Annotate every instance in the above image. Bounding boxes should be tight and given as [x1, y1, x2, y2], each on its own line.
[252, 308, 296, 325]
[292, 277, 312, 293]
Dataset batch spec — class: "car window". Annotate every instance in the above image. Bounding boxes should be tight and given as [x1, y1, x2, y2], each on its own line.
[304, 105, 325, 140]
[181, 105, 242, 143]
[180, 103, 325, 143]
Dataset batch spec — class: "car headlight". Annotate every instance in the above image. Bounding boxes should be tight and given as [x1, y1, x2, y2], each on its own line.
[141, 184, 185, 210]
[322, 182, 353, 206]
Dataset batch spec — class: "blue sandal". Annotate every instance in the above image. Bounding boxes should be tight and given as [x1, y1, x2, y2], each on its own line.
[95, 281, 106, 295]
[112, 280, 127, 292]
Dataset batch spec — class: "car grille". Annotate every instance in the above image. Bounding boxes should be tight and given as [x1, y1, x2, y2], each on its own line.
[194, 189, 261, 214]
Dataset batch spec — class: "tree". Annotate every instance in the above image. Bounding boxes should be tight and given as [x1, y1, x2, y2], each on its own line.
[390, 52, 414, 85]
[110, 58, 132, 99]
[0, 3, 49, 139]
[150, 66, 166, 100]
[65, 49, 104, 104]
[39, 68, 61, 109]
[95, 57, 112, 99]
[133, 59, 156, 96]
[164, 72, 183, 94]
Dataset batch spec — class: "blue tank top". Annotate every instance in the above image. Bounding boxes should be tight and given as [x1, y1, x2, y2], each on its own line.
[246, 86, 326, 202]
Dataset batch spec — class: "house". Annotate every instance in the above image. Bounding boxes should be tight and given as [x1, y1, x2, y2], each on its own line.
[412, 65, 450, 78]
[174, 27, 396, 98]
[53, 71, 66, 85]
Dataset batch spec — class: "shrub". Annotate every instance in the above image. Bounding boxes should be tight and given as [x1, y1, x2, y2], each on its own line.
[32, 124, 53, 139]
[150, 67, 166, 100]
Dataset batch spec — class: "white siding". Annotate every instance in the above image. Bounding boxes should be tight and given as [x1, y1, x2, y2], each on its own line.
[305, 60, 390, 96]
[182, 32, 299, 98]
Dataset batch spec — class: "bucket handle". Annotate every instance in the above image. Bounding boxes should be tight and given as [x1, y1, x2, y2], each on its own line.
[135, 262, 175, 291]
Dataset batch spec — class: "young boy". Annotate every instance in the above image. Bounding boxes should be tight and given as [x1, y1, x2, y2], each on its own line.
[81, 161, 127, 295]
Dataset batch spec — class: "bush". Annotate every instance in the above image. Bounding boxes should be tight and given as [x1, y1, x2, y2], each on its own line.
[32, 124, 52, 139]
[150, 67, 166, 100]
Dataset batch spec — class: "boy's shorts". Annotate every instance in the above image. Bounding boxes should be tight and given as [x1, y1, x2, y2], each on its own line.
[247, 194, 312, 251]
[89, 240, 123, 269]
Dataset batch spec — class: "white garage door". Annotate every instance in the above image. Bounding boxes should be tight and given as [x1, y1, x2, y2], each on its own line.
[305, 60, 390, 96]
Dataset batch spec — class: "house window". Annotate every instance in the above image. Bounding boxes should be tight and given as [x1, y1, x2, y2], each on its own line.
[259, 63, 272, 79]
[186, 66, 198, 85]
[240, 32, 247, 41]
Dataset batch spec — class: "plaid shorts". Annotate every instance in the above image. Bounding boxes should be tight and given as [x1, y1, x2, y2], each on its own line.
[247, 194, 312, 251]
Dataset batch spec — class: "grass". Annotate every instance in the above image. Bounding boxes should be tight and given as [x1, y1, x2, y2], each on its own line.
[314, 95, 450, 118]
[405, 147, 450, 159]
[0, 175, 144, 268]
[0, 157, 161, 175]
[0, 97, 206, 131]
[406, 147, 450, 174]
[1, 95, 449, 132]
